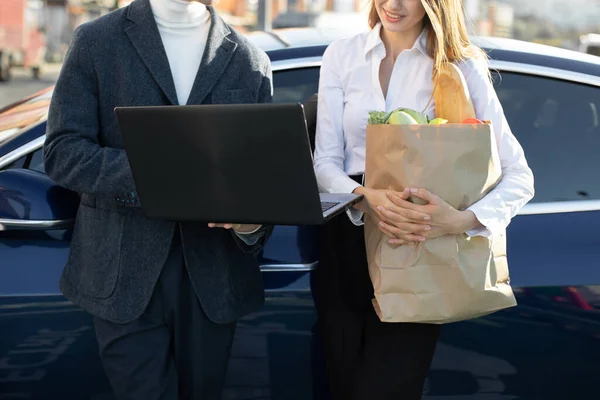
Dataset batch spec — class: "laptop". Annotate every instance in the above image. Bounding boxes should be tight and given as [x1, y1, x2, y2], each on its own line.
[114, 102, 363, 226]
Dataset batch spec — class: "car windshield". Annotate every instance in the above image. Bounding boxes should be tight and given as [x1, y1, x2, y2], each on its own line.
[0, 90, 52, 146]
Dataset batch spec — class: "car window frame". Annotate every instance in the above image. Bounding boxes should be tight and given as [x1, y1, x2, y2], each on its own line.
[0, 135, 45, 171]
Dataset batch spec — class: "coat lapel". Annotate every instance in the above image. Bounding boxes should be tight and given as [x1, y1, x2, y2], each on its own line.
[124, 0, 178, 105]
[185, 7, 238, 105]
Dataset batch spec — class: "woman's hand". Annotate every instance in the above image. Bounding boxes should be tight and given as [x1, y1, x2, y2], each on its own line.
[353, 186, 432, 245]
[208, 223, 262, 234]
[385, 188, 483, 244]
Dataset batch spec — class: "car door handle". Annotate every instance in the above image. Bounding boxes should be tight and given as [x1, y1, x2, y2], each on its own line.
[0, 218, 74, 231]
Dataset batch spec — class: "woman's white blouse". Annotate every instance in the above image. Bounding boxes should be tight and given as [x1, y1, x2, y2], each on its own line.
[313, 23, 534, 237]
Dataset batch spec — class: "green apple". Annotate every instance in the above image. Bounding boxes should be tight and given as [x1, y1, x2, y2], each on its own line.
[387, 110, 419, 125]
[397, 108, 429, 124]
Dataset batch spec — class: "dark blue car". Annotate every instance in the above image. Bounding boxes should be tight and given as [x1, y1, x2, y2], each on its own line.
[1, 29, 600, 399]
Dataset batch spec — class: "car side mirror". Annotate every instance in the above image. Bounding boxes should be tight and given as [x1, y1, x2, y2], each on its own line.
[0, 168, 79, 231]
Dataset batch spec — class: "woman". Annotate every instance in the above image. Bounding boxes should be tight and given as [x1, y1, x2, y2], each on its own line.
[312, 0, 534, 399]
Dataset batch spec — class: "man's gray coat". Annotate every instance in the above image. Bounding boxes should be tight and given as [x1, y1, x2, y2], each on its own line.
[44, 0, 273, 324]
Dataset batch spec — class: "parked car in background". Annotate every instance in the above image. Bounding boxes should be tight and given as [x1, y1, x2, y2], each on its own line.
[1, 28, 600, 399]
[580, 33, 600, 57]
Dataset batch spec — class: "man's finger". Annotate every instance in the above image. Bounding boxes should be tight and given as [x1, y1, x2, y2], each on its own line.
[208, 223, 234, 229]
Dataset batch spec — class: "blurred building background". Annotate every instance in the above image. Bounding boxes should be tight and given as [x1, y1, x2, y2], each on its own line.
[464, 0, 600, 49]
[2, 0, 600, 68]
[29, 0, 373, 63]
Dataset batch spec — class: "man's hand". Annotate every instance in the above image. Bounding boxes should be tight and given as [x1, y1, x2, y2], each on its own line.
[208, 223, 262, 234]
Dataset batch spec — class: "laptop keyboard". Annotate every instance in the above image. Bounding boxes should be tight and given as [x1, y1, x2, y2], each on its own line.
[321, 202, 340, 212]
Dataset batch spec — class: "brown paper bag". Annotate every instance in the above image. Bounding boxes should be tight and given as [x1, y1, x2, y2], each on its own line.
[364, 123, 517, 324]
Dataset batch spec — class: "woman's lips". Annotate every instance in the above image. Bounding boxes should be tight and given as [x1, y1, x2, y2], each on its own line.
[383, 9, 406, 23]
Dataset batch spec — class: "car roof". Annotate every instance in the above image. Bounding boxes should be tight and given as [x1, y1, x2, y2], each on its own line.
[473, 35, 600, 70]
[247, 27, 600, 77]
[245, 27, 360, 51]
[248, 26, 599, 60]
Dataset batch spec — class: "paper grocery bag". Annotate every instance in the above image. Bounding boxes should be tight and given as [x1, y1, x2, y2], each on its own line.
[364, 123, 517, 324]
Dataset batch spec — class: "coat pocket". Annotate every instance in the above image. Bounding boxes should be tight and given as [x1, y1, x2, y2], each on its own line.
[65, 204, 125, 299]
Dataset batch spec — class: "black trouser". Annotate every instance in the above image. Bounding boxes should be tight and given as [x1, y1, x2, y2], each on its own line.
[93, 231, 236, 400]
[312, 182, 441, 400]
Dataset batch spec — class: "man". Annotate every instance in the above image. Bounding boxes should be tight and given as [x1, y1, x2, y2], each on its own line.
[43, 0, 273, 398]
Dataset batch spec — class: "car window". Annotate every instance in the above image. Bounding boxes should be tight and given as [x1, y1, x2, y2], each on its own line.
[493, 71, 600, 203]
[28, 148, 45, 173]
[2, 156, 26, 171]
[2, 148, 44, 173]
[272, 67, 320, 104]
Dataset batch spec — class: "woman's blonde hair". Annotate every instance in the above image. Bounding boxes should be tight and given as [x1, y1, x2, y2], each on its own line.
[369, 0, 487, 78]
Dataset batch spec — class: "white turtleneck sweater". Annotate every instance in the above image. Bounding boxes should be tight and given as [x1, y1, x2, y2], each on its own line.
[149, 0, 210, 105]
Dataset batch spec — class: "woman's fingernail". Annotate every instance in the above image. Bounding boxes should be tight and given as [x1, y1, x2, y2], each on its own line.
[419, 237, 426, 241]
[424, 216, 431, 221]
[377, 206, 383, 211]
[411, 188, 418, 193]
[424, 226, 431, 231]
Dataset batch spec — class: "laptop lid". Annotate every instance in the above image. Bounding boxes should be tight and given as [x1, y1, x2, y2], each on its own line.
[116, 103, 331, 226]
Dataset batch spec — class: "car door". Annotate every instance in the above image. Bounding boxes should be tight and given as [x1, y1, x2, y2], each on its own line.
[0, 122, 112, 397]
[428, 68, 600, 399]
